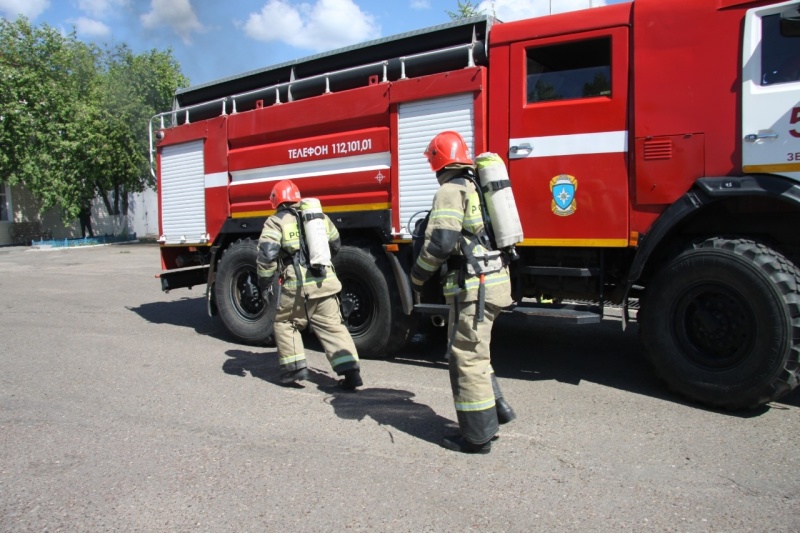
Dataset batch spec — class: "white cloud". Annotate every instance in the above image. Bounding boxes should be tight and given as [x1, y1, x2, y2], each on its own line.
[244, 0, 380, 52]
[78, 0, 128, 19]
[141, 0, 204, 45]
[410, 0, 430, 9]
[0, 0, 50, 19]
[478, 0, 626, 21]
[69, 16, 111, 38]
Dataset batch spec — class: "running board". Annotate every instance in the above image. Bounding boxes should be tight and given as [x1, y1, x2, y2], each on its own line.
[414, 303, 450, 315]
[520, 266, 600, 277]
[510, 302, 602, 324]
[413, 302, 602, 324]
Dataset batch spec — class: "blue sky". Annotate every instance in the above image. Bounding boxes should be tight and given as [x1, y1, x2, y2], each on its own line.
[0, 0, 630, 88]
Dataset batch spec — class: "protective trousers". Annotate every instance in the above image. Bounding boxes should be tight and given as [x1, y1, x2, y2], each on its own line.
[273, 292, 360, 375]
[447, 299, 502, 445]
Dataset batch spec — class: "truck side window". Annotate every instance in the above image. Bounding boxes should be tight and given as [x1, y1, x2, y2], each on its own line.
[761, 13, 800, 86]
[526, 37, 611, 103]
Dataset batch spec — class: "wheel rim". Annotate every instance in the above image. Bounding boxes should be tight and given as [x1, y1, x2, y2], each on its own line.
[672, 282, 756, 369]
[339, 274, 376, 337]
[228, 264, 264, 322]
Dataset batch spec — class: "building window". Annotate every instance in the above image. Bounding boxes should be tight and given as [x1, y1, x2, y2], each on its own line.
[526, 37, 611, 103]
[0, 182, 9, 222]
[761, 13, 800, 86]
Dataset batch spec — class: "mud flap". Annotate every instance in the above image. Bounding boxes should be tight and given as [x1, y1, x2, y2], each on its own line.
[206, 282, 217, 317]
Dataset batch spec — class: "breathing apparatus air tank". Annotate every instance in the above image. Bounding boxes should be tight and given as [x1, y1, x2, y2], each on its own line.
[299, 198, 331, 270]
[474, 152, 523, 251]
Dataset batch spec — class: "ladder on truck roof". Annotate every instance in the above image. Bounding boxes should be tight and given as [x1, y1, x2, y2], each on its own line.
[148, 15, 493, 177]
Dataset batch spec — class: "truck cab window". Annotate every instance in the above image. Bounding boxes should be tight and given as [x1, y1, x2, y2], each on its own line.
[761, 12, 800, 85]
[526, 37, 611, 103]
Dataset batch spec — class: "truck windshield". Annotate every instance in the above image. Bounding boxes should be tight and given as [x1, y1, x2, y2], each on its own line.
[526, 37, 611, 103]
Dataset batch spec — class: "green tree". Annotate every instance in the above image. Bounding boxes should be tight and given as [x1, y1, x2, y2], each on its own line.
[0, 17, 187, 223]
[0, 18, 82, 212]
[446, 1, 485, 20]
[91, 45, 187, 219]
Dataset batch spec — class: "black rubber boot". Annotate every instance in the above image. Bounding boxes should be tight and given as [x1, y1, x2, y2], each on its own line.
[279, 367, 308, 384]
[441, 434, 492, 454]
[339, 369, 363, 390]
[496, 397, 517, 424]
[491, 373, 516, 424]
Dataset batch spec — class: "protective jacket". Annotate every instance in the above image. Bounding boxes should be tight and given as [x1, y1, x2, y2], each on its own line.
[411, 167, 512, 307]
[257, 203, 342, 299]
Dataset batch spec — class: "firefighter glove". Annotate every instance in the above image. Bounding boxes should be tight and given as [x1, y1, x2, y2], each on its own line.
[261, 285, 274, 307]
[410, 263, 429, 293]
[259, 276, 275, 305]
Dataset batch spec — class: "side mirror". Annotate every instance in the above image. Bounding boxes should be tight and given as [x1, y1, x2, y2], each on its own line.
[781, 6, 800, 37]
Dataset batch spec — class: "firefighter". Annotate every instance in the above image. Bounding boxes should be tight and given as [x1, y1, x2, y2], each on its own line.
[411, 131, 516, 454]
[256, 180, 362, 389]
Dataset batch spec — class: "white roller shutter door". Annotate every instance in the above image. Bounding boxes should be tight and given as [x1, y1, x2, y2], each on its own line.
[397, 93, 474, 237]
[160, 140, 207, 245]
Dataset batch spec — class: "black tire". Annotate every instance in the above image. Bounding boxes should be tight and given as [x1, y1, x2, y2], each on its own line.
[640, 237, 800, 410]
[213, 238, 273, 345]
[334, 245, 415, 358]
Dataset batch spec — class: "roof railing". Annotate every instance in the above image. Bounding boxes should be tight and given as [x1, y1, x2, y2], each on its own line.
[148, 97, 226, 178]
[229, 59, 390, 111]
[148, 32, 480, 178]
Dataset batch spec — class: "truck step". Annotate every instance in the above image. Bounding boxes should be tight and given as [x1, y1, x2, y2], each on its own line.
[520, 266, 601, 277]
[157, 265, 209, 292]
[414, 302, 602, 324]
[509, 302, 602, 324]
[414, 303, 450, 315]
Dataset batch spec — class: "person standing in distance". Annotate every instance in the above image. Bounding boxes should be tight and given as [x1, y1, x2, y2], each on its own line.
[79, 202, 94, 238]
[411, 131, 516, 454]
[257, 180, 363, 389]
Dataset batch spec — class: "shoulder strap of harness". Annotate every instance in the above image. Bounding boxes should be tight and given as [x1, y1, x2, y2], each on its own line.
[445, 169, 496, 251]
[278, 206, 310, 283]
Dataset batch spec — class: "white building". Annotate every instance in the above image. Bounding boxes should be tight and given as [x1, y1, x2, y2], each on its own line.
[0, 181, 159, 246]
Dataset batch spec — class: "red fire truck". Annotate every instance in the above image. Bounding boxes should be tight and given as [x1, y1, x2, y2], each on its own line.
[150, 0, 800, 410]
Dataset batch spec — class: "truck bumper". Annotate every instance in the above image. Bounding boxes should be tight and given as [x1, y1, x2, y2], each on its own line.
[157, 265, 209, 292]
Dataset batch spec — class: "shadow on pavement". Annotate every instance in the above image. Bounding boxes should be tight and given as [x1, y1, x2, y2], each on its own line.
[311, 369, 457, 446]
[221, 350, 455, 445]
[222, 348, 279, 381]
[128, 295, 247, 344]
[390, 313, 799, 418]
[138, 297, 800, 417]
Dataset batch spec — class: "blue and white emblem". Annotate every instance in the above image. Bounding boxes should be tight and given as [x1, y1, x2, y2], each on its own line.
[550, 174, 577, 216]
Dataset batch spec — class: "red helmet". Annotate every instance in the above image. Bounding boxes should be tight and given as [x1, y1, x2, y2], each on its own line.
[270, 180, 301, 209]
[423, 131, 473, 172]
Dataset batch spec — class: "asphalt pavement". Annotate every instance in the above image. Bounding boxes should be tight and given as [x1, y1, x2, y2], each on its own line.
[0, 242, 798, 531]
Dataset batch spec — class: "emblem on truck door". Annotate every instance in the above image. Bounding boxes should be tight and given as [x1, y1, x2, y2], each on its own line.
[550, 174, 578, 216]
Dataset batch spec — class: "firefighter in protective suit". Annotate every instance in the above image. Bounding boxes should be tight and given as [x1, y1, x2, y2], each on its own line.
[411, 131, 516, 454]
[257, 180, 363, 389]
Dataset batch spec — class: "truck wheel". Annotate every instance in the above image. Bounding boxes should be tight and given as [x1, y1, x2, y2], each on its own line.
[640, 237, 800, 410]
[214, 238, 273, 345]
[334, 245, 414, 358]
